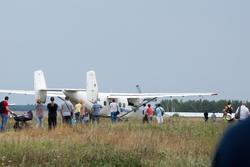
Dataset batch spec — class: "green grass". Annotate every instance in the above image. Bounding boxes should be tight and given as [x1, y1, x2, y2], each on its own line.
[0, 118, 228, 167]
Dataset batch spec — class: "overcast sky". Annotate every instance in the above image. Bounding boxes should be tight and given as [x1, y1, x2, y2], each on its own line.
[0, 0, 249, 104]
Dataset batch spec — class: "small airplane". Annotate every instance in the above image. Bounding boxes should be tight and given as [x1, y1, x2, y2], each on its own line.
[0, 70, 218, 118]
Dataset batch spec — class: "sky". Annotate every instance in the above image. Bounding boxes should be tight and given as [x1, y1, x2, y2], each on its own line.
[0, 0, 249, 104]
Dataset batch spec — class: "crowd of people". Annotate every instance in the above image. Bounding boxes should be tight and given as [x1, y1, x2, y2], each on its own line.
[0, 96, 168, 132]
[142, 103, 165, 124]
[2, 96, 250, 165]
[2, 96, 249, 133]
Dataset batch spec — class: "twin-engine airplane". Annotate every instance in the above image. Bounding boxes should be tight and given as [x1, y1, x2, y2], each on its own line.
[0, 70, 217, 118]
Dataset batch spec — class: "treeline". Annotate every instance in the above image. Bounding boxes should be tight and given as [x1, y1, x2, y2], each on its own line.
[160, 99, 249, 113]
[10, 105, 36, 111]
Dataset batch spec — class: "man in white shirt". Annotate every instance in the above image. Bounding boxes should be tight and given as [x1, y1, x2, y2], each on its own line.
[109, 99, 119, 123]
[235, 101, 249, 121]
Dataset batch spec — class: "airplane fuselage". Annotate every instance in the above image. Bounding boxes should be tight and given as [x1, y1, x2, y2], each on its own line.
[64, 91, 136, 117]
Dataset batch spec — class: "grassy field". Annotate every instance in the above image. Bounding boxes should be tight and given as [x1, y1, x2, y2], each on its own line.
[0, 117, 228, 167]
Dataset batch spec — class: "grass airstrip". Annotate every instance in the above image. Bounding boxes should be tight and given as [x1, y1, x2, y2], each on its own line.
[0, 117, 229, 167]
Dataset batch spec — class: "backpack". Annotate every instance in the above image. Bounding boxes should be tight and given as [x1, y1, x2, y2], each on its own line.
[0, 101, 5, 113]
[157, 107, 165, 116]
[160, 107, 165, 116]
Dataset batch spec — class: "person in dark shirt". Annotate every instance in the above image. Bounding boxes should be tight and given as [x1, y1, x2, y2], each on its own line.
[204, 112, 209, 122]
[47, 97, 58, 130]
[223, 102, 233, 121]
[212, 118, 250, 167]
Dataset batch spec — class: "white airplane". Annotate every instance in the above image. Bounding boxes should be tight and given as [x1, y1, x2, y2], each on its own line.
[0, 70, 218, 118]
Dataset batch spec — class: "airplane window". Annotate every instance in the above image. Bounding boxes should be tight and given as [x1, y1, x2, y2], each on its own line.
[104, 101, 107, 106]
[119, 102, 122, 107]
[123, 103, 126, 108]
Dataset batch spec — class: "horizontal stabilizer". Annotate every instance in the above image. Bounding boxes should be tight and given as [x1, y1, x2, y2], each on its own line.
[40, 89, 86, 92]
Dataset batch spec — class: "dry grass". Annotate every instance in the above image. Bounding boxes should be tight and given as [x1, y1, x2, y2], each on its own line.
[0, 117, 227, 167]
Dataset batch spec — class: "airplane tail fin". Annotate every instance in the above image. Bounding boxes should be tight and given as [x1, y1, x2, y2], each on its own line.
[86, 71, 98, 103]
[34, 70, 47, 103]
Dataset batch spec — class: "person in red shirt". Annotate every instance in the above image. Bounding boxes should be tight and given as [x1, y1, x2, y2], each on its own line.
[146, 104, 154, 123]
[0, 96, 12, 132]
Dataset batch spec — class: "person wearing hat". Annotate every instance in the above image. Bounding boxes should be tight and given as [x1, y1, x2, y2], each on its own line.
[47, 97, 58, 130]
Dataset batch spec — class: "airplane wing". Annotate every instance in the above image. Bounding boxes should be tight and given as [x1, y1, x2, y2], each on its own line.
[40, 89, 86, 97]
[106, 92, 218, 99]
[0, 89, 86, 98]
[0, 90, 35, 95]
[112, 92, 217, 119]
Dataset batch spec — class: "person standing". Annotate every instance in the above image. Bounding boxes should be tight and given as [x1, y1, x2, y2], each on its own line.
[91, 101, 102, 124]
[109, 99, 119, 123]
[204, 112, 209, 122]
[146, 104, 154, 123]
[0, 96, 13, 132]
[74, 101, 82, 124]
[60, 96, 74, 125]
[223, 102, 233, 120]
[83, 110, 90, 124]
[47, 97, 58, 130]
[142, 104, 148, 123]
[235, 101, 249, 121]
[155, 104, 165, 124]
[78, 100, 89, 124]
[35, 99, 44, 128]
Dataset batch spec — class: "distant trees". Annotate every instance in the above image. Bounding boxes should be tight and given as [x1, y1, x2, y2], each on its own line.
[161, 99, 248, 113]
[10, 100, 249, 113]
[9, 104, 36, 111]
